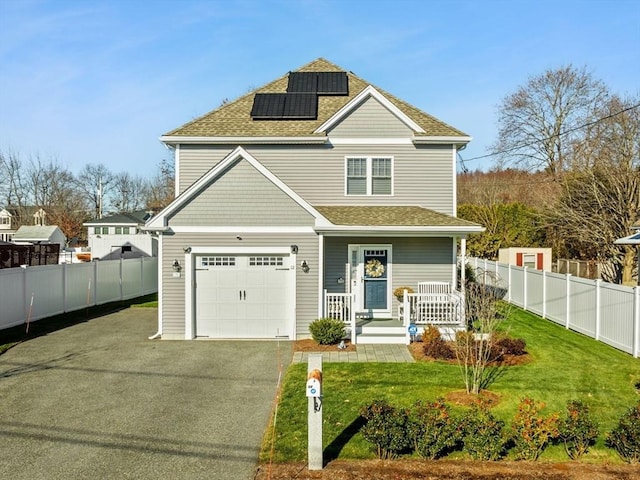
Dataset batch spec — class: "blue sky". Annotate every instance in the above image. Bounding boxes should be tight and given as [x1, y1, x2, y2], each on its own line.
[1, 0, 638, 178]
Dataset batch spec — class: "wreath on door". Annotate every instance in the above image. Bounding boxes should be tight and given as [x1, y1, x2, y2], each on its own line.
[365, 259, 385, 278]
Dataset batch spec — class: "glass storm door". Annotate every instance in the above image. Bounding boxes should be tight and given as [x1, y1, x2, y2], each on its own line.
[350, 245, 391, 314]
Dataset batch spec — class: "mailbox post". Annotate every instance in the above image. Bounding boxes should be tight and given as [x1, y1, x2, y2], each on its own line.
[307, 354, 323, 470]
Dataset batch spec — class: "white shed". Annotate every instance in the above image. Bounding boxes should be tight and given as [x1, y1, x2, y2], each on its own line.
[498, 247, 552, 271]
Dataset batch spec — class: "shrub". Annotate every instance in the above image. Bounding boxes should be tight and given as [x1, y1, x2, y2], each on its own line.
[491, 334, 527, 358]
[308, 318, 346, 345]
[460, 400, 506, 460]
[422, 325, 455, 360]
[359, 399, 410, 459]
[606, 401, 640, 463]
[559, 400, 599, 460]
[510, 397, 560, 460]
[408, 398, 460, 459]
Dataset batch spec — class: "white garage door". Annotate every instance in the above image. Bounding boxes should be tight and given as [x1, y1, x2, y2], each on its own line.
[195, 254, 292, 338]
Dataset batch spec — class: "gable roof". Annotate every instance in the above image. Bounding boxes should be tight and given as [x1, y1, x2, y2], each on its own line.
[84, 210, 153, 226]
[161, 58, 468, 143]
[13, 225, 65, 241]
[145, 146, 333, 230]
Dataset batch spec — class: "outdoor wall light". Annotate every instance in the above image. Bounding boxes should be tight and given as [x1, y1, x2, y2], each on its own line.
[300, 260, 309, 273]
[291, 245, 298, 254]
[172, 259, 182, 272]
[337, 276, 344, 284]
[183, 246, 192, 253]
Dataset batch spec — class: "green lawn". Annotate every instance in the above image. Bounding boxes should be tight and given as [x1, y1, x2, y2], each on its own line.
[263, 307, 640, 463]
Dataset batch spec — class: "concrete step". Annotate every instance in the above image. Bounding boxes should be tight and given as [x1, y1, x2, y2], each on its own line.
[356, 333, 408, 345]
[360, 326, 406, 335]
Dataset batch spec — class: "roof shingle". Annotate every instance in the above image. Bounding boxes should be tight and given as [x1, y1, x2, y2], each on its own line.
[164, 58, 467, 138]
[314, 206, 481, 228]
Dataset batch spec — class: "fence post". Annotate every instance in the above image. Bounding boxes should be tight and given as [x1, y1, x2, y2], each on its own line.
[595, 279, 601, 341]
[634, 286, 639, 358]
[523, 266, 528, 311]
[565, 274, 571, 329]
[542, 270, 547, 319]
[119, 257, 124, 301]
[507, 263, 512, 303]
[63, 263, 68, 313]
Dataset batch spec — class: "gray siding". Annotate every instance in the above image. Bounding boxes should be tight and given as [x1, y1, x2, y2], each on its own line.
[177, 143, 455, 215]
[323, 236, 455, 317]
[326, 96, 414, 137]
[169, 158, 315, 226]
[161, 232, 319, 338]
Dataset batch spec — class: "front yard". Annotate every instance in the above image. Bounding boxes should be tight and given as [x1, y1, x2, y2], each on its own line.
[261, 307, 640, 466]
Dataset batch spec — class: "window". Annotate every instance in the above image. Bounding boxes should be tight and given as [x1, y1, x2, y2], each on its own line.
[93, 227, 108, 235]
[0, 217, 10, 226]
[523, 254, 536, 269]
[249, 256, 284, 266]
[346, 157, 392, 195]
[123, 227, 130, 234]
[115, 227, 122, 234]
[201, 256, 236, 267]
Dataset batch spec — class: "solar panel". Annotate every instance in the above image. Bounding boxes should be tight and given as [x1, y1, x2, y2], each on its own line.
[317, 72, 348, 95]
[282, 93, 317, 119]
[251, 93, 317, 119]
[250, 93, 287, 118]
[287, 72, 318, 93]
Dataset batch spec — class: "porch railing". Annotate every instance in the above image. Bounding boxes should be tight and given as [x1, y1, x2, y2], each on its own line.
[402, 291, 465, 327]
[323, 290, 356, 344]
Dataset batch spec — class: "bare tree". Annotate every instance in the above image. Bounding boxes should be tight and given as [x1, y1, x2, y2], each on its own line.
[75, 163, 114, 219]
[493, 65, 608, 178]
[111, 172, 147, 213]
[0, 149, 28, 219]
[551, 95, 640, 284]
[145, 158, 175, 212]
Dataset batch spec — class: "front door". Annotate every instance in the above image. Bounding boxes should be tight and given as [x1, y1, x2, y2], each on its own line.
[349, 245, 391, 317]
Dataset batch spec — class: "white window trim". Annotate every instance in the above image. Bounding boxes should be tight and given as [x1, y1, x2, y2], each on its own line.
[344, 156, 394, 196]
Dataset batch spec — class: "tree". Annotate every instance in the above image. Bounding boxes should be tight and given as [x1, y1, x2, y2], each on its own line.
[145, 158, 175, 211]
[493, 65, 608, 178]
[551, 95, 640, 284]
[458, 202, 546, 259]
[111, 172, 147, 213]
[75, 163, 114, 219]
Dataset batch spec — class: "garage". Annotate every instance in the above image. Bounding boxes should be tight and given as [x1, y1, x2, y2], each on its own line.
[194, 253, 293, 338]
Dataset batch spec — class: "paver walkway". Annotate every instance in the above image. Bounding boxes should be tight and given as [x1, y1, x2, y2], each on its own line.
[292, 343, 415, 363]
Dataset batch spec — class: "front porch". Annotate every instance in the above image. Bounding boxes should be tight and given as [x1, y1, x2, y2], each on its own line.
[324, 288, 466, 345]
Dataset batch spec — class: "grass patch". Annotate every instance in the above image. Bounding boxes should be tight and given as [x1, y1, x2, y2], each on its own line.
[263, 306, 640, 463]
[0, 293, 157, 355]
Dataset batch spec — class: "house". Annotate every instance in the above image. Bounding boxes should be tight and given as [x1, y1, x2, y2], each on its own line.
[145, 58, 483, 343]
[83, 210, 157, 260]
[0, 209, 16, 242]
[0, 206, 48, 242]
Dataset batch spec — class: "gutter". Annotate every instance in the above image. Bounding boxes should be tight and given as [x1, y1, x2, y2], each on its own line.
[159, 135, 328, 146]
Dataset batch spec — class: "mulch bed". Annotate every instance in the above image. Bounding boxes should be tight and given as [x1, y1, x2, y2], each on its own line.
[254, 459, 638, 480]
[294, 339, 356, 352]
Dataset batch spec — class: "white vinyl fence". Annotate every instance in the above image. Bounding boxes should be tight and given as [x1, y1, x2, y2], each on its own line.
[469, 258, 640, 358]
[0, 257, 158, 331]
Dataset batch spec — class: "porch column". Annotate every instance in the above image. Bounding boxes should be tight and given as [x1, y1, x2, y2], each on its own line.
[460, 237, 466, 294]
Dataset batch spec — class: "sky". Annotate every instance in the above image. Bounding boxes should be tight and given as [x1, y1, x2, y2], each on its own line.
[1, 0, 639, 179]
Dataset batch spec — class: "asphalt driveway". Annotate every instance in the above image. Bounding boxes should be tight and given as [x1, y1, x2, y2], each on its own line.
[0, 307, 291, 480]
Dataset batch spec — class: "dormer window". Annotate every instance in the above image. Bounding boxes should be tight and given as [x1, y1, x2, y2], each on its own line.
[345, 157, 393, 196]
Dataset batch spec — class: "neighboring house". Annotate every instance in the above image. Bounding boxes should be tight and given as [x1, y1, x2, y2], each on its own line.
[0, 207, 48, 242]
[12, 225, 66, 250]
[145, 58, 483, 342]
[0, 209, 16, 242]
[84, 210, 157, 260]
